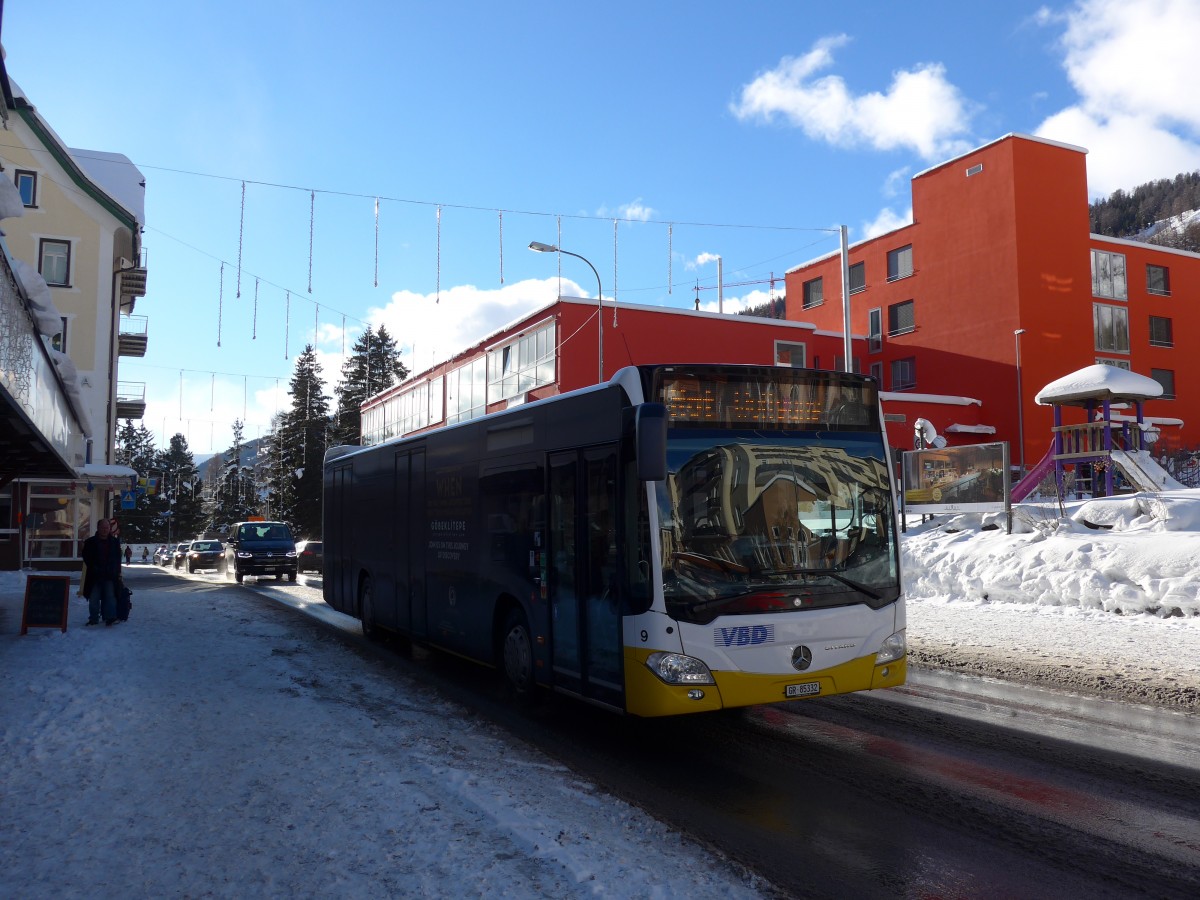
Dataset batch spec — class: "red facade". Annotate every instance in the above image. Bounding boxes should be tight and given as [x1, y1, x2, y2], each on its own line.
[784, 134, 1197, 460]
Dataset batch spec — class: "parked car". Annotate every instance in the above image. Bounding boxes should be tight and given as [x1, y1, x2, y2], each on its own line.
[296, 540, 323, 574]
[171, 542, 190, 569]
[153, 545, 171, 566]
[224, 521, 298, 583]
[186, 539, 225, 573]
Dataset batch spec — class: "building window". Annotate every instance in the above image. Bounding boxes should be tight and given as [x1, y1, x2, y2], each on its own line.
[868, 308, 882, 353]
[15, 170, 37, 207]
[888, 300, 915, 336]
[802, 277, 823, 308]
[891, 357, 916, 391]
[39, 239, 72, 287]
[1091, 249, 1127, 300]
[1096, 357, 1131, 370]
[51, 316, 69, 354]
[446, 357, 488, 424]
[869, 361, 883, 385]
[774, 341, 806, 367]
[1149, 315, 1173, 348]
[1151, 368, 1176, 399]
[1147, 264, 1170, 296]
[486, 320, 556, 404]
[1093, 303, 1129, 353]
[886, 245, 913, 281]
[965, 163, 983, 177]
[848, 261, 866, 294]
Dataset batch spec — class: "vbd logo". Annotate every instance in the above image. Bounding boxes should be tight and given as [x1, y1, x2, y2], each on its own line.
[714, 624, 775, 647]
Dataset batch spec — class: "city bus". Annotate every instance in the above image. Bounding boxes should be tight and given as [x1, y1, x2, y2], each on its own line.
[323, 364, 905, 717]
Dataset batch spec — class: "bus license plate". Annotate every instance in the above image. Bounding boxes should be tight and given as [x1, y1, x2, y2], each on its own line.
[786, 681, 821, 698]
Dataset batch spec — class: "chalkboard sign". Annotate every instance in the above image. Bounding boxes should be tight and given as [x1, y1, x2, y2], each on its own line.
[21, 575, 71, 635]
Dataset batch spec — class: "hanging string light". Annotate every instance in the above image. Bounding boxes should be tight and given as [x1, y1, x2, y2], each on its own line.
[612, 219, 619, 326]
[237, 181, 245, 298]
[314, 300, 319, 346]
[342, 315, 346, 356]
[436, 205, 442, 303]
[668, 223, 673, 295]
[308, 190, 315, 294]
[217, 262, 224, 347]
[556, 216, 562, 296]
[252, 277, 259, 340]
[285, 290, 291, 360]
[210, 373, 215, 413]
[498, 210, 504, 284]
[179, 370, 183, 418]
[373, 197, 380, 288]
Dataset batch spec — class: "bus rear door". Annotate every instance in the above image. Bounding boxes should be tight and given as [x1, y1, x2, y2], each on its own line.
[548, 445, 623, 709]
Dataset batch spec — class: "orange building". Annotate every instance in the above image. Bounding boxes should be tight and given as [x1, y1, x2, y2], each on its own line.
[784, 133, 1195, 466]
[361, 298, 856, 446]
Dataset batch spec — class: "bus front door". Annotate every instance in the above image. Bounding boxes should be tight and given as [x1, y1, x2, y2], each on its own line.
[548, 446, 623, 709]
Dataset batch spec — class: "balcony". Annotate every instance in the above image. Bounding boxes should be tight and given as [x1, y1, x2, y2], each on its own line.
[115, 381, 146, 420]
[120, 266, 148, 298]
[118, 315, 148, 357]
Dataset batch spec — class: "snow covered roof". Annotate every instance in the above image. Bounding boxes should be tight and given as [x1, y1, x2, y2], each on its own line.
[880, 391, 983, 406]
[1035, 364, 1164, 406]
[69, 148, 145, 225]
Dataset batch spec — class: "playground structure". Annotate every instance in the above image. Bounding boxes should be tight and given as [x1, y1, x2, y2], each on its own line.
[1018, 364, 1185, 500]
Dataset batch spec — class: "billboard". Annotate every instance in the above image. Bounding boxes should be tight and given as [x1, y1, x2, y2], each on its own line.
[902, 442, 1010, 514]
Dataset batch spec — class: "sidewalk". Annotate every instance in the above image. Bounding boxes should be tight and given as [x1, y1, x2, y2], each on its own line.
[0, 566, 767, 900]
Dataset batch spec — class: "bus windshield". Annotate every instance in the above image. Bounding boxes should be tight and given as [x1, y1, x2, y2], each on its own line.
[656, 435, 899, 625]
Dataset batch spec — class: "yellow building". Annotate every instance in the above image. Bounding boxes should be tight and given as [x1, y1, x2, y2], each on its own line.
[0, 56, 149, 569]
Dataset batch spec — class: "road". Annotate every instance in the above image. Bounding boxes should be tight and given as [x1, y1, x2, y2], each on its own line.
[169, 565, 1200, 898]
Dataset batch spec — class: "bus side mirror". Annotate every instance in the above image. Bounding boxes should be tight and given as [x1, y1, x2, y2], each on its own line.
[636, 403, 667, 481]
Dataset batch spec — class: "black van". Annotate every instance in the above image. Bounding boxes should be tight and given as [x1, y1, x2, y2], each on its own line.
[224, 521, 298, 582]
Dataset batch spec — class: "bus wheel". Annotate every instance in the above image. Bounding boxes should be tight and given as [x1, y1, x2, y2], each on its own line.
[502, 608, 534, 699]
[360, 577, 382, 642]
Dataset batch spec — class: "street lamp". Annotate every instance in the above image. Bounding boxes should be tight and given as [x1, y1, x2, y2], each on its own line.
[529, 241, 604, 383]
[1014, 328, 1026, 477]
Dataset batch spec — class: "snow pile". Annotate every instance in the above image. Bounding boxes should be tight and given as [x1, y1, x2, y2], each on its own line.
[903, 493, 1200, 617]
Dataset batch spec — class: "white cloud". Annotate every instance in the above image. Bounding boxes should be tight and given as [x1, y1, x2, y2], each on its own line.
[697, 288, 778, 315]
[687, 252, 721, 270]
[883, 167, 911, 199]
[1035, 0, 1200, 196]
[617, 199, 655, 222]
[731, 36, 976, 160]
[595, 199, 656, 222]
[862, 206, 913, 240]
[143, 279, 572, 455]
[368, 277, 579, 377]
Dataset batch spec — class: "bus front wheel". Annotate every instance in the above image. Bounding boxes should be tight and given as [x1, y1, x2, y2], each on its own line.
[502, 608, 534, 699]
[360, 577, 382, 641]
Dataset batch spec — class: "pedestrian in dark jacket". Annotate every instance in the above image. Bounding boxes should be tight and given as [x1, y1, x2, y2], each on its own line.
[81, 518, 123, 626]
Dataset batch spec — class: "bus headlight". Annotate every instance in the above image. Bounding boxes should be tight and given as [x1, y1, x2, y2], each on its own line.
[875, 630, 906, 665]
[645, 652, 716, 685]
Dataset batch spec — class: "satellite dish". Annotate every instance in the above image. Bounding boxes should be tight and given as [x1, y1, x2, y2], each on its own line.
[914, 418, 938, 450]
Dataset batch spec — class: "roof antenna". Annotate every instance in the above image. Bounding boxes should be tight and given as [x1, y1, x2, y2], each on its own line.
[694, 280, 700, 311]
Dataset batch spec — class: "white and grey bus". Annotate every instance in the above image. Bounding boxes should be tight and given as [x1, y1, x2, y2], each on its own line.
[323, 364, 905, 717]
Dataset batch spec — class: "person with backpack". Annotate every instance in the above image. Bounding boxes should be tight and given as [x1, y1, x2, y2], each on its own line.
[81, 518, 123, 626]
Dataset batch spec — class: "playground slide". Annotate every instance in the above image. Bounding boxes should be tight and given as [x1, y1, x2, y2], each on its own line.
[1110, 449, 1185, 492]
[1011, 444, 1055, 502]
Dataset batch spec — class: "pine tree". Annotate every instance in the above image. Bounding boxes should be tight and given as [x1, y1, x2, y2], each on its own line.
[114, 420, 160, 541]
[210, 420, 259, 530]
[332, 324, 407, 445]
[275, 345, 331, 539]
[156, 434, 206, 543]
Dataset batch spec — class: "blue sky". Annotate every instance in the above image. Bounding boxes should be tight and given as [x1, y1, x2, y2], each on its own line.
[5, 0, 1199, 457]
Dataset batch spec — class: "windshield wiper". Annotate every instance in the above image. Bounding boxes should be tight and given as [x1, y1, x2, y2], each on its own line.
[768, 568, 883, 601]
